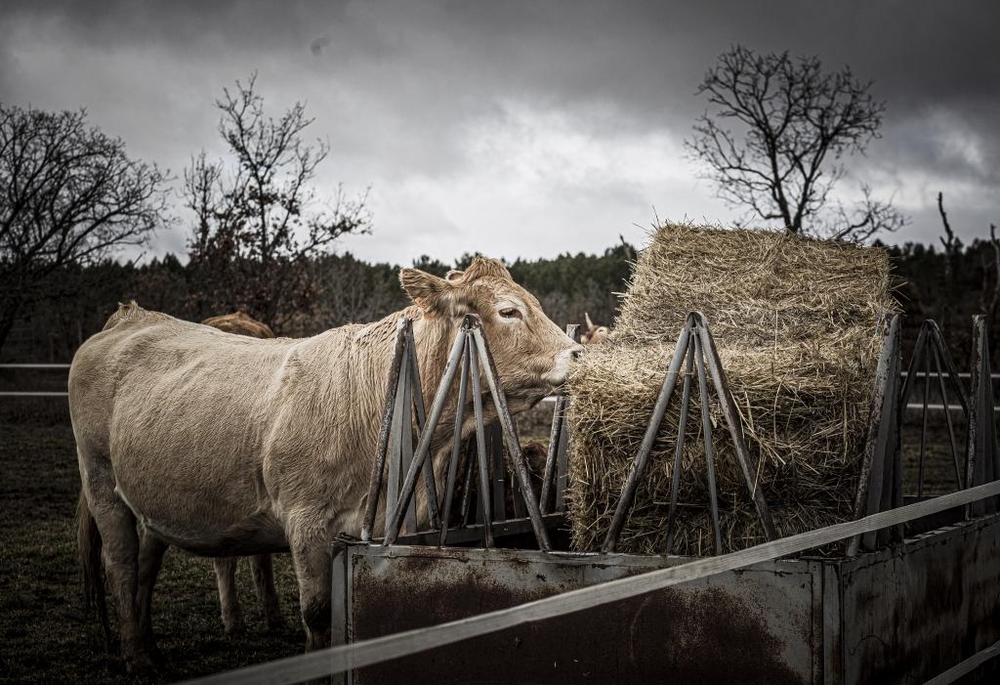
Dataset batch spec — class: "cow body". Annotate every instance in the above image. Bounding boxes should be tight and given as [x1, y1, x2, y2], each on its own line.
[71, 258, 580, 673]
[200, 311, 283, 634]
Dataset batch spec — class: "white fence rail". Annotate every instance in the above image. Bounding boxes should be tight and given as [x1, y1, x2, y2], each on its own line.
[5, 364, 1000, 408]
[0, 363, 71, 397]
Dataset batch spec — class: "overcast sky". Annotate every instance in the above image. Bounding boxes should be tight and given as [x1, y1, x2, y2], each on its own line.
[2, 0, 997, 267]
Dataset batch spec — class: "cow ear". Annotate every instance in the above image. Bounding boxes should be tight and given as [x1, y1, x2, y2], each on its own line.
[400, 268, 470, 318]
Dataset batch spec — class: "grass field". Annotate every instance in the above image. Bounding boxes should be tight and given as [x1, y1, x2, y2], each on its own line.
[0, 395, 969, 683]
[0, 402, 304, 684]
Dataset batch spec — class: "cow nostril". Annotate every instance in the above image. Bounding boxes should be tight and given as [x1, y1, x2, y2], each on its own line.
[570, 345, 585, 359]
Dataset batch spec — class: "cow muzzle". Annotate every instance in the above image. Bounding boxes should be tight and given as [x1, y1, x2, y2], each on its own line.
[542, 344, 585, 387]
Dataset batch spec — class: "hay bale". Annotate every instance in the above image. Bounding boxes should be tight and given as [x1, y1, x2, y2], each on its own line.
[565, 223, 897, 556]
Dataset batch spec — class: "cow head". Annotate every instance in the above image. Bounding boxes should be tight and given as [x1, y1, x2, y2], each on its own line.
[581, 312, 611, 344]
[399, 257, 582, 402]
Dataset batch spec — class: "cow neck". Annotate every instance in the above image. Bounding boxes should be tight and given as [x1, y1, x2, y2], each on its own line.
[409, 310, 458, 405]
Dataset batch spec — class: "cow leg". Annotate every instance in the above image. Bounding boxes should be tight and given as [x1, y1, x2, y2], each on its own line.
[212, 557, 244, 635]
[250, 554, 285, 630]
[83, 479, 152, 675]
[136, 528, 168, 663]
[289, 527, 333, 652]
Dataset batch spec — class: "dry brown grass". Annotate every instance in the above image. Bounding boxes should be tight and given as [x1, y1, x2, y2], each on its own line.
[565, 223, 898, 556]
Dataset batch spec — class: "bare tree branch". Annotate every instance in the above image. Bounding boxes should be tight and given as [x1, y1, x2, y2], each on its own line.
[185, 74, 372, 330]
[685, 45, 902, 241]
[0, 104, 168, 350]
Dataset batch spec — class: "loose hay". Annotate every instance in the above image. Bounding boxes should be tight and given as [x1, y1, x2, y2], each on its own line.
[565, 223, 897, 556]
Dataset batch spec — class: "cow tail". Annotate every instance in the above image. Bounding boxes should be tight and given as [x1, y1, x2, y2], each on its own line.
[77, 490, 112, 651]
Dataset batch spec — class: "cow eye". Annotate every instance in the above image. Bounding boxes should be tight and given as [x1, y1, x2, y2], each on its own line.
[499, 307, 522, 320]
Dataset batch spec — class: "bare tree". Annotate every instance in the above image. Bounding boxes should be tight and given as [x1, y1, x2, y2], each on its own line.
[686, 45, 906, 240]
[938, 191, 960, 289]
[185, 73, 371, 330]
[0, 104, 167, 351]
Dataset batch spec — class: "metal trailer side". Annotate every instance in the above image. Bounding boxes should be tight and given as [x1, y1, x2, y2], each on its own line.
[332, 511, 1000, 684]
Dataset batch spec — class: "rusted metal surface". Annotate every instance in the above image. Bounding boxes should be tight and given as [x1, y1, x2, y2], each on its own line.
[604, 312, 777, 553]
[340, 312, 1000, 685]
[340, 544, 816, 684]
[469, 338, 494, 546]
[374, 313, 556, 550]
[335, 510, 1000, 684]
[438, 345, 470, 545]
[899, 321, 969, 496]
[664, 337, 695, 554]
[849, 314, 901, 554]
[554, 402, 570, 513]
[540, 323, 578, 516]
[405, 322, 441, 530]
[489, 421, 506, 523]
[388, 334, 415, 532]
[967, 316, 999, 518]
[471, 327, 552, 550]
[361, 318, 408, 541]
[694, 329, 723, 553]
[384, 322, 468, 544]
[603, 320, 691, 551]
[539, 393, 566, 515]
[696, 313, 777, 540]
[930, 342, 965, 488]
[840, 513, 1000, 684]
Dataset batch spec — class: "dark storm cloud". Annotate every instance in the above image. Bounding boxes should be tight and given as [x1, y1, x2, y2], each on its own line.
[2, 0, 350, 52]
[1, 0, 997, 260]
[6, 0, 995, 132]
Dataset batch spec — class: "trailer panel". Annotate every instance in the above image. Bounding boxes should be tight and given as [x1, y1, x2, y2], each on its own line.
[334, 512, 1000, 684]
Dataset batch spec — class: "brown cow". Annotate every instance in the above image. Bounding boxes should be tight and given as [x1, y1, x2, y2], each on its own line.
[202, 310, 276, 339]
[200, 311, 283, 635]
[580, 312, 611, 344]
[71, 257, 581, 674]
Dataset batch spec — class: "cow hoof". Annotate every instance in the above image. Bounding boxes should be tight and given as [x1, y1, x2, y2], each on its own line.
[223, 621, 246, 637]
[150, 644, 166, 666]
[142, 640, 166, 666]
[124, 652, 157, 678]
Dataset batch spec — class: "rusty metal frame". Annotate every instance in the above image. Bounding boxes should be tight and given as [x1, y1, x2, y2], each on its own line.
[361, 318, 441, 542]
[361, 319, 408, 542]
[849, 313, 902, 554]
[850, 313, 1000, 553]
[898, 320, 969, 496]
[540, 324, 578, 516]
[364, 314, 555, 550]
[602, 311, 776, 554]
[967, 315, 999, 518]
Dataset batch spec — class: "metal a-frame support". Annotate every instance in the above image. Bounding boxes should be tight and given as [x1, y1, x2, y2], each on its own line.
[898, 320, 969, 497]
[850, 314, 999, 555]
[848, 313, 903, 554]
[966, 315, 999, 518]
[361, 314, 553, 551]
[361, 317, 440, 542]
[539, 324, 578, 516]
[601, 311, 776, 555]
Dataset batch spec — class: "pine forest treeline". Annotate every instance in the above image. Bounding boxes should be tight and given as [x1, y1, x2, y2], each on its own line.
[3, 238, 999, 372]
